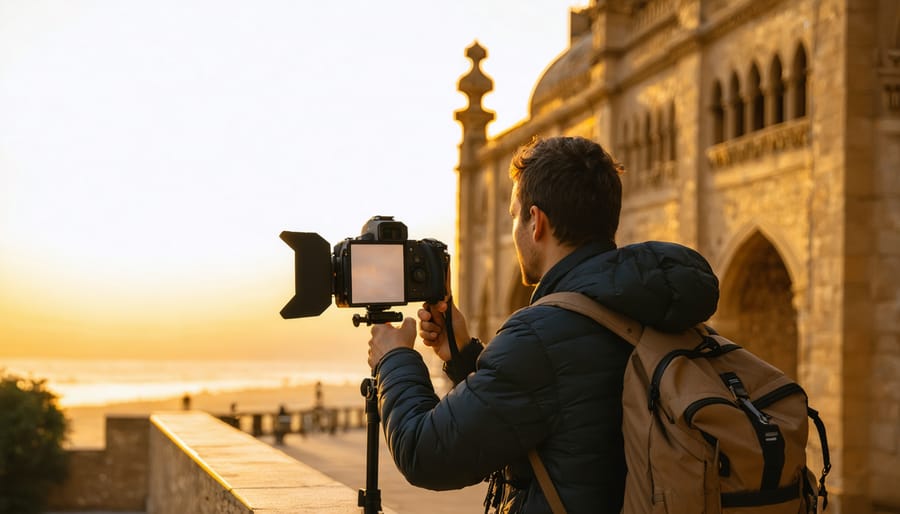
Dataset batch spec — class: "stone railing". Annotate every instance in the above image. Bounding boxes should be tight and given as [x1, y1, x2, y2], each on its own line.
[630, 0, 676, 37]
[49, 411, 395, 513]
[705, 118, 810, 169]
[149, 411, 387, 513]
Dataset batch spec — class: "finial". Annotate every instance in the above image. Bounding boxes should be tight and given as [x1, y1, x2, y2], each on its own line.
[455, 41, 495, 153]
[458, 40, 493, 105]
[466, 40, 487, 63]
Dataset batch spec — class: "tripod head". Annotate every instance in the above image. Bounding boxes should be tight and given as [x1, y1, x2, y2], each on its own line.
[352, 306, 403, 327]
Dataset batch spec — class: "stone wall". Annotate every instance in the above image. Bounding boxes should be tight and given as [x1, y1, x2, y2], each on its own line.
[48, 411, 392, 513]
[47, 416, 149, 511]
[869, 1, 900, 511]
[147, 412, 381, 514]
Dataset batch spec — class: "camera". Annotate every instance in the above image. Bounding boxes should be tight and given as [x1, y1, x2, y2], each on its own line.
[280, 216, 450, 324]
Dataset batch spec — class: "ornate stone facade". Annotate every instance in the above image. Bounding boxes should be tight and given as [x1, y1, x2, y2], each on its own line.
[453, 1, 900, 512]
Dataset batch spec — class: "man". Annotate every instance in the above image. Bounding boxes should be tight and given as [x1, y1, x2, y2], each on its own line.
[367, 136, 719, 513]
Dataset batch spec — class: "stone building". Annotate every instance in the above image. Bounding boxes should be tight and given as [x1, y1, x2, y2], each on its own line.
[452, 1, 899, 512]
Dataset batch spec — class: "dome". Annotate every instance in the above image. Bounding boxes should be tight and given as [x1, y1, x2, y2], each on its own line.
[529, 33, 593, 117]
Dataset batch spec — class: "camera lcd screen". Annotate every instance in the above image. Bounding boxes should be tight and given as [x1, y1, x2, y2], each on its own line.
[349, 243, 405, 305]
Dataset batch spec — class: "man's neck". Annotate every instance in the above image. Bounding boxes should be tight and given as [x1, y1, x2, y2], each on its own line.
[539, 242, 577, 279]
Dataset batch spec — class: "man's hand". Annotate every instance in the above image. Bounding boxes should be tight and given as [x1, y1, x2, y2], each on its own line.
[368, 318, 417, 369]
[418, 300, 471, 362]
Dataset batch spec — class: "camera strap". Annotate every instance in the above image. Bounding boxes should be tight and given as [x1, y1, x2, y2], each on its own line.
[444, 298, 461, 360]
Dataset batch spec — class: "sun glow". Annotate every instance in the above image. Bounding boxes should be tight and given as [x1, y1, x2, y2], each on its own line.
[0, 0, 585, 361]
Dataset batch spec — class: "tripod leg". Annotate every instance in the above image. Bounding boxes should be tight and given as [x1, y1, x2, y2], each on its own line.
[358, 377, 382, 514]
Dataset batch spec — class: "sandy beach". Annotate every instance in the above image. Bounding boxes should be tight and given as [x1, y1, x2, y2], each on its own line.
[63, 381, 363, 448]
[62, 382, 486, 513]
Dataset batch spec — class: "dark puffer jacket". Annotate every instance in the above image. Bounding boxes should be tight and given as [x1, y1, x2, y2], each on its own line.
[375, 241, 719, 513]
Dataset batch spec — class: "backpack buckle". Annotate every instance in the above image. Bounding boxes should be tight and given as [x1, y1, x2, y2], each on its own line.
[721, 372, 770, 425]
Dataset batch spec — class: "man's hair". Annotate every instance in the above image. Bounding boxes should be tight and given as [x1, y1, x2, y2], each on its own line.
[509, 136, 624, 247]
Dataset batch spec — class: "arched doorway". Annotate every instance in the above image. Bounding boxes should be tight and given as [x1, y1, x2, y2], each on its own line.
[716, 231, 799, 379]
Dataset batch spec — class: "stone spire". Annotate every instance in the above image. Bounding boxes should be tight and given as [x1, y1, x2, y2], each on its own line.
[455, 41, 495, 169]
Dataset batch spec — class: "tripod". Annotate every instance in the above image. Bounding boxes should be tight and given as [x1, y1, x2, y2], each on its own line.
[358, 376, 381, 514]
[354, 306, 402, 514]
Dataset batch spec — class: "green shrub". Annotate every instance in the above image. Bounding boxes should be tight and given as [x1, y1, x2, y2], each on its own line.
[0, 372, 69, 514]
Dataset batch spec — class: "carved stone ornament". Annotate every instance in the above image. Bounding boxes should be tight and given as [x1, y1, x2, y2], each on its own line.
[706, 118, 810, 169]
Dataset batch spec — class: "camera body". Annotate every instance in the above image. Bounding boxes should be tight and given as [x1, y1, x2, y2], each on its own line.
[332, 216, 449, 308]
[280, 216, 449, 320]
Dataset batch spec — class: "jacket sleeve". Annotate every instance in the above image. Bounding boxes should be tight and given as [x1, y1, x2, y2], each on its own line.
[375, 317, 557, 490]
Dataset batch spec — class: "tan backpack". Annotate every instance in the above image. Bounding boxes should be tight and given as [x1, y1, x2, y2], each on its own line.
[527, 292, 831, 514]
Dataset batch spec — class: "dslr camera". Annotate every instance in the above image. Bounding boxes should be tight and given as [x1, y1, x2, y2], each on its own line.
[280, 216, 450, 325]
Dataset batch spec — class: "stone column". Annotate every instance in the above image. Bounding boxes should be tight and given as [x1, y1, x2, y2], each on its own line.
[785, 71, 802, 121]
[743, 93, 755, 136]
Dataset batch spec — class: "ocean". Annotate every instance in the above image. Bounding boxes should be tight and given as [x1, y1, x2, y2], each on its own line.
[2, 358, 371, 407]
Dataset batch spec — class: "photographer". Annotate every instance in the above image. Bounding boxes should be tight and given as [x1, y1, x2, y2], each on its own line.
[367, 136, 719, 513]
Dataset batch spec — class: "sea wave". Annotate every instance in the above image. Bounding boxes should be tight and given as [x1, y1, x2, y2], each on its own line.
[1, 358, 370, 407]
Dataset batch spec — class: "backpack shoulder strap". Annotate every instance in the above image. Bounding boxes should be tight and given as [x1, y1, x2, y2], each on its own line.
[532, 291, 643, 346]
[527, 450, 568, 514]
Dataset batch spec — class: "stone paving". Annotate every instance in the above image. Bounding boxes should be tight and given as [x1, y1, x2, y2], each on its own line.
[269, 430, 486, 514]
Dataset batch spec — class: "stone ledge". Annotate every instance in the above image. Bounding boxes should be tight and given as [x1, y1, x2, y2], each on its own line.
[706, 118, 810, 169]
[148, 412, 396, 514]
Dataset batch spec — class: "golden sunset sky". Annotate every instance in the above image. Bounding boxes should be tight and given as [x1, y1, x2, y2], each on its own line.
[0, 0, 585, 362]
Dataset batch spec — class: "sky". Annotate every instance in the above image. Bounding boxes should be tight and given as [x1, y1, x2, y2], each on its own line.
[0, 0, 586, 362]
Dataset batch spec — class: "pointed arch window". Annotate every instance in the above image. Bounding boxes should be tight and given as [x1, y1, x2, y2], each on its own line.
[644, 112, 653, 172]
[668, 102, 677, 161]
[748, 63, 764, 132]
[654, 107, 665, 167]
[769, 55, 785, 124]
[730, 72, 745, 138]
[631, 114, 641, 175]
[791, 43, 808, 119]
[712, 80, 725, 144]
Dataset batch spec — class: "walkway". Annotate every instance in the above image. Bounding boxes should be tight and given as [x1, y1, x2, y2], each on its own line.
[269, 430, 486, 514]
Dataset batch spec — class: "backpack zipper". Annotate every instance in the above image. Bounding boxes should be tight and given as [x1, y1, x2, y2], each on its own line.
[648, 349, 694, 411]
[683, 396, 737, 427]
[753, 382, 806, 410]
[683, 384, 805, 428]
[648, 344, 741, 412]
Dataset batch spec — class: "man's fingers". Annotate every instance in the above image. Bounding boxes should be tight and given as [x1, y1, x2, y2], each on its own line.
[400, 317, 417, 336]
[422, 301, 448, 314]
[420, 329, 440, 344]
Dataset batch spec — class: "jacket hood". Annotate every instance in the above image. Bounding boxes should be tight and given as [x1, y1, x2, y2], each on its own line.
[533, 241, 719, 332]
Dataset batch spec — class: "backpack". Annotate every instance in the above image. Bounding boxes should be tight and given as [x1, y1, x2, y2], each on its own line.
[526, 291, 831, 514]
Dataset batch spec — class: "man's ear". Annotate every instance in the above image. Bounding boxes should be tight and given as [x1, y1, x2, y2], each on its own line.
[530, 205, 548, 241]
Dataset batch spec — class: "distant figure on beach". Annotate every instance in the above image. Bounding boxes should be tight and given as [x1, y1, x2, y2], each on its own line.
[223, 402, 240, 429]
[181, 393, 191, 411]
[365, 137, 719, 512]
[314, 381, 324, 408]
[274, 404, 290, 445]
